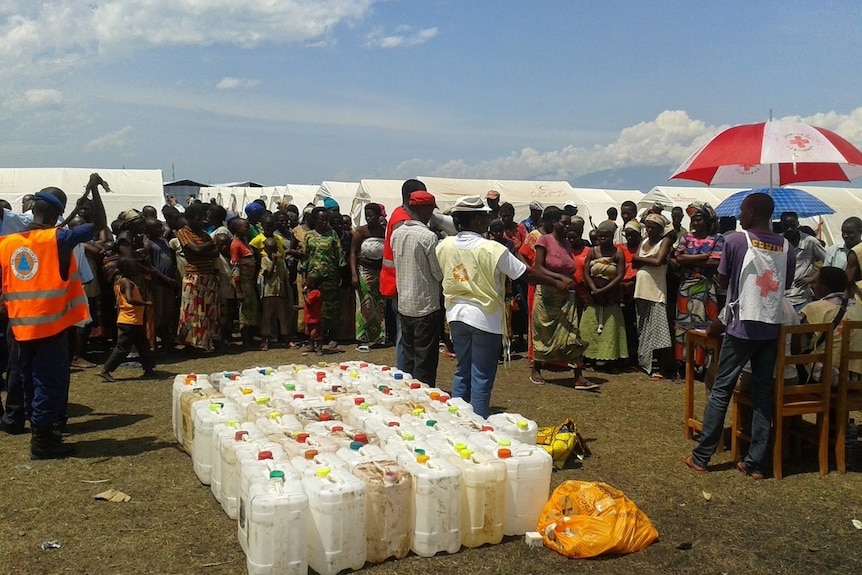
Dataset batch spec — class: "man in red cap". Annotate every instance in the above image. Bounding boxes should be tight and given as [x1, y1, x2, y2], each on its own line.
[381, 179, 427, 367]
[389, 190, 443, 385]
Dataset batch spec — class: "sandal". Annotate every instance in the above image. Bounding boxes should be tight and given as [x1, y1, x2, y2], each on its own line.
[685, 455, 708, 475]
[529, 375, 546, 385]
[649, 372, 665, 381]
[574, 380, 599, 391]
[97, 371, 116, 382]
[355, 345, 370, 353]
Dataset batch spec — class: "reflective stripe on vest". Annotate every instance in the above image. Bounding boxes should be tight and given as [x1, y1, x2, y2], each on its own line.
[8, 294, 89, 326]
[3, 272, 82, 300]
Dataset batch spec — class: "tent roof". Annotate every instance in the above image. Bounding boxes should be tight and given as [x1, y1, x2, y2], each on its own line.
[163, 179, 210, 187]
[0, 167, 165, 221]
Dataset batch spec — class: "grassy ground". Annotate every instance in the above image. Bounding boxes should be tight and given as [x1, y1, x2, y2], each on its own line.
[0, 344, 860, 575]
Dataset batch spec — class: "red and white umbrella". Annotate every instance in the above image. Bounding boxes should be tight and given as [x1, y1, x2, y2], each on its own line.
[670, 121, 862, 186]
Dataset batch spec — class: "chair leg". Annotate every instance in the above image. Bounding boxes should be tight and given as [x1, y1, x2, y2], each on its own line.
[836, 411, 847, 474]
[773, 418, 784, 480]
[819, 412, 830, 476]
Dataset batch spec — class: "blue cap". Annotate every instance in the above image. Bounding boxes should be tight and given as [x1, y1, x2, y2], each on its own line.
[322, 197, 339, 210]
[245, 202, 264, 217]
[34, 191, 64, 212]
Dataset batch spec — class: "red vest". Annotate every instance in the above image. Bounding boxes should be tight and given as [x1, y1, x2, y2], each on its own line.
[0, 228, 90, 341]
[380, 206, 411, 298]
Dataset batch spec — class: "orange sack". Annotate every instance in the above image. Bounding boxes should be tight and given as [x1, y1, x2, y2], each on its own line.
[536, 480, 658, 558]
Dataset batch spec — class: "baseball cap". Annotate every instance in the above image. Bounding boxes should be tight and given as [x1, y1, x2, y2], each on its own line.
[409, 191, 438, 207]
[529, 200, 544, 211]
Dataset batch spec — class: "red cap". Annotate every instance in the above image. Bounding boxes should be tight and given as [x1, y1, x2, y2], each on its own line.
[409, 190, 437, 207]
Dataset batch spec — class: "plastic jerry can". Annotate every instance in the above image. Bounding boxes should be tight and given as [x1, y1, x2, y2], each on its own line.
[336, 443, 413, 562]
[391, 450, 462, 557]
[174, 378, 217, 450]
[291, 397, 342, 426]
[211, 421, 260, 503]
[255, 412, 304, 442]
[470, 435, 552, 535]
[486, 412, 538, 445]
[279, 432, 340, 461]
[301, 465, 367, 575]
[226, 442, 286, 520]
[429, 438, 506, 547]
[191, 400, 241, 485]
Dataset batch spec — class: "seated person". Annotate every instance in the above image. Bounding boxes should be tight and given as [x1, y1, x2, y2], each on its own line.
[798, 266, 862, 385]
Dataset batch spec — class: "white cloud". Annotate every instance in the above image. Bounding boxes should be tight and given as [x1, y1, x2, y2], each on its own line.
[217, 77, 259, 90]
[0, 1, 377, 76]
[23, 88, 63, 107]
[86, 125, 133, 152]
[392, 108, 862, 181]
[363, 25, 438, 48]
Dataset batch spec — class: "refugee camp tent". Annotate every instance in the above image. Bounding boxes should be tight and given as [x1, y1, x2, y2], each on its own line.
[0, 168, 165, 220]
[353, 179, 406, 224]
[286, 184, 319, 212]
[314, 181, 360, 222]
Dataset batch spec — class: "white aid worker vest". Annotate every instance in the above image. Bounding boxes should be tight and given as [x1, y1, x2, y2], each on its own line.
[736, 230, 789, 324]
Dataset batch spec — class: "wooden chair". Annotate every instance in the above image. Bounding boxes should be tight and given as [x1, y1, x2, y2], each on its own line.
[684, 329, 722, 447]
[731, 322, 833, 479]
[834, 319, 862, 473]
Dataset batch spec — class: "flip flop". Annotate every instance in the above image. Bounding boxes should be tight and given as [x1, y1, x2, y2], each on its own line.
[649, 373, 665, 381]
[356, 345, 370, 353]
[529, 376, 546, 385]
[574, 381, 600, 391]
[97, 372, 115, 382]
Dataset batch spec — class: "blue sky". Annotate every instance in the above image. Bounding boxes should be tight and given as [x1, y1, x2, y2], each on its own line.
[2, 1, 861, 191]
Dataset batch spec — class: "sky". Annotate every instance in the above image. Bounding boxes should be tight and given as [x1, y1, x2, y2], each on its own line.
[2, 1, 862, 192]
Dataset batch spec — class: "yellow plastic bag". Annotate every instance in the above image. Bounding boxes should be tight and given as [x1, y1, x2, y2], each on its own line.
[536, 480, 658, 558]
[536, 418, 590, 469]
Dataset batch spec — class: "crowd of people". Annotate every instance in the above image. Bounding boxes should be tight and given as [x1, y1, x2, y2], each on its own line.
[1, 173, 859, 471]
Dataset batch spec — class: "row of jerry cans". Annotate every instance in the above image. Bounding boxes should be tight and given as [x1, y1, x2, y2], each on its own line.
[173, 368, 551, 575]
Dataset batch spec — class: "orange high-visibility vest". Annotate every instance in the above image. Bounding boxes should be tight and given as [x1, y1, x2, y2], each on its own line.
[0, 228, 90, 341]
[380, 206, 411, 298]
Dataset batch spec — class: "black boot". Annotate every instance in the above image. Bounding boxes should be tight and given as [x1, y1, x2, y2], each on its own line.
[30, 426, 75, 460]
[0, 418, 26, 435]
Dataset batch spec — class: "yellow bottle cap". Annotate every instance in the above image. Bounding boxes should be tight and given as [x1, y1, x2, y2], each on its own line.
[498, 438, 511, 447]
[516, 420, 529, 430]
[315, 467, 331, 478]
[416, 454, 430, 464]
[459, 449, 473, 459]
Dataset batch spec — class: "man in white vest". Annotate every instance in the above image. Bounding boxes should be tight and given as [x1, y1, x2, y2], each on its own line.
[436, 196, 571, 417]
[686, 192, 796, 480]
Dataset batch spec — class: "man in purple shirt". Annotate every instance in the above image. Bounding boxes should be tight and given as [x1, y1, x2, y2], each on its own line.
[686, 193, 795, 480]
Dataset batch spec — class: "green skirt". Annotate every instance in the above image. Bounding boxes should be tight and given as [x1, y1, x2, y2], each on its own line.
[580, 303, 628, 361]
[532, 286, 586, 363]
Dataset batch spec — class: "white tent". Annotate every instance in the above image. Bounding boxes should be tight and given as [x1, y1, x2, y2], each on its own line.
[353, 179, 406, 224]
[314, 181, 360, 222]
[286, 184, 319, 211]
[573, 187, 642, 229]
[201, 186, 292, 215]
[0, 167, 165, 220]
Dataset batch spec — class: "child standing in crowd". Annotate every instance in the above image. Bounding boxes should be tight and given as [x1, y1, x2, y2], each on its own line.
[98, 257, 156, 381]
[304, 271, 324, 356]
[258, 237, 294, 351]
[229, 218, 261, 349]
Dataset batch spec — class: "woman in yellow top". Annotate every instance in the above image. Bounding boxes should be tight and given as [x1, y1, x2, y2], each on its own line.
[98, 257, 156, 381]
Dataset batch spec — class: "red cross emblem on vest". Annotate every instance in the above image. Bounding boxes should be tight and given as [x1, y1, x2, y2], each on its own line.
[755, 269, 780, 296]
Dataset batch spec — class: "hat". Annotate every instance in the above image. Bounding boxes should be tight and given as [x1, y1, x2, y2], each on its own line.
[409, 191, 437, 207]
[652, 201, 666, 212]
[624, 219, 642, 234]
[34, 191, 65, 212]
[452, 196, 492, 213]
[563, 201, 577, 209]
[529, 200, 544, 211]
[322, 197, 339, 210]
[245, 202, 264, 217]
[118, 208, 143, 224]
[485, 190, 500, 200]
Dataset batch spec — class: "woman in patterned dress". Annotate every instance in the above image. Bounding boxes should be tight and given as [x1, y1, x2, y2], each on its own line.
[301, 207, 346, 348]
[176, 202, 220, 353]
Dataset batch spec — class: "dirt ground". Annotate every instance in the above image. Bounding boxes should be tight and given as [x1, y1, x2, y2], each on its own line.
[0, 344, 860, 575]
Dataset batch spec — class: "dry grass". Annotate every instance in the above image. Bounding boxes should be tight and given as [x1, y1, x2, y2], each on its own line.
[1, 344, 860, 575]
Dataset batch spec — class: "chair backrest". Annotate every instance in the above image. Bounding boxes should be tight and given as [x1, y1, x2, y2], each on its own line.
[774, 322, 833, 409]
[837, 319, 862, 403]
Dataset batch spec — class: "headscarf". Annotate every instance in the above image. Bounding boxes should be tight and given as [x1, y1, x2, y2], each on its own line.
[624, 219, 642, 234]
[644, 213, 669, 227]
[597, 220, 616, 233]
[686, 201, 717, 233]
[323, 197, 339, 210]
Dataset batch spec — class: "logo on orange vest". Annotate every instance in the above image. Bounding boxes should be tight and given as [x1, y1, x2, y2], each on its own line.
[10, 246, 38, 281]
[452, 263, 470, 282]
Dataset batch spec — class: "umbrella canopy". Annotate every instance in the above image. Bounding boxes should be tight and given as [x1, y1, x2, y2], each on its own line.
[671, 121, 862, 186]
[714, 187, 835, 219]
